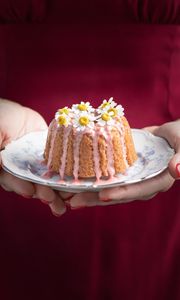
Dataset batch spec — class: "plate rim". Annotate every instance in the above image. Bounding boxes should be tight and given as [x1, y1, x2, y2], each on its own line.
[1, 128, 174, 192]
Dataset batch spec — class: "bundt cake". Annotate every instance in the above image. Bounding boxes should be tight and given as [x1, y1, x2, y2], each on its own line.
[44, 97, 137, 181]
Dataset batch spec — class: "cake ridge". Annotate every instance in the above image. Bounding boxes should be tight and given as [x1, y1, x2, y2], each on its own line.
[44, 97, 137, 181]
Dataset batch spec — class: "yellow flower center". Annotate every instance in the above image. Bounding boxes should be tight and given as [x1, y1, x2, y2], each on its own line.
[101, 113, 111, 121]
[78, 104, 88, 111]
[58, 107, 69, 115]
[108, 107, 117, 117]
[101, 102, 109, 109]
[79, 116, 89, 126]
[58, 115, 67, 126]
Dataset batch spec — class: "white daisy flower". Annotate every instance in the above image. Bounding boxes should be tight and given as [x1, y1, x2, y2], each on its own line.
[56, 113, 71, 127]
[55, 106, 72, 120]
[97, 97, 117, 114]
[74, 112, 95, 131]
[107, 104, 124, 118]
[96, 112, 115, 127]
[72, 101, 94, 113]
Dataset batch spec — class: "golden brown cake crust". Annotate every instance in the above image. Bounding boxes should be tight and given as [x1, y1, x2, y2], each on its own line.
[44, 117, 137, 179]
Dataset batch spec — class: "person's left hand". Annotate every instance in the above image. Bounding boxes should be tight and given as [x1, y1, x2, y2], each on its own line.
[0, 99, 73, 216]
[69, 120, 180, 209]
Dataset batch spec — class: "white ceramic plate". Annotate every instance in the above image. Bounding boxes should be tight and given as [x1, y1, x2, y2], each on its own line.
[1, 129, 174, 192]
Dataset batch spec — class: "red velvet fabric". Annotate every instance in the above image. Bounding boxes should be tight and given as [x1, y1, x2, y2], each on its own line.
[0, 1, 180, 300]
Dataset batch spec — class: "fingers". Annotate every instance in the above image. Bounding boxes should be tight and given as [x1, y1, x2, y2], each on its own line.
[34, 184, 66, 216]
[0, 169, 67, 217]
[58, 191, 74, 200]
[99, 170, 174, 202]
[69, 190, 137, 208]
[168, 133, 180, 179]
[168, 152, 180, 179]
[0, 169, 35, 196]
[69, 170, 174, 209]
[70, 192, 100, 208]
[143, 126, 158, 134]
[0, 169, 174, 213]
[23, 107, 48, 133]
[145, 121, 180, 180]
[152, 121, 180, 149]
[49, 198, 66, 217]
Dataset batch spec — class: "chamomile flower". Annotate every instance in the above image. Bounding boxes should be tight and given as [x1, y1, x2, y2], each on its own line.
[72, 101, 94, 113]
[58, 106, 70, 115]
[56, 113, 71, 127]
[107, 104, 124, 118]
[55, 106, 72, 120]
[96, 112, 115, 127]
[97, 97, 117, 113]
[74, 112, 95, 131]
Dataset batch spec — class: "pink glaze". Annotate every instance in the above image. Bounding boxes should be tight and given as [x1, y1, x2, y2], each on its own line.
[93, 174, 122, 188]
[72, 179, 82, 185]
[47, 121, 58, 169]
[59, 126, 72, 179]
[57, 179, 66, 184]
[73, 130, 84, 181]
[102, 126, 115, 178]
[115, 122, 129, 168]
[47, 119, 129, 182]
[92, 127, 102, 181]
[93, 178, 106, 186]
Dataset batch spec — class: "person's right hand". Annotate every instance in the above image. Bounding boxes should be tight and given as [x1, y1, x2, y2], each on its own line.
[69, 120, 180, 209]
[0, 99, 73, 216]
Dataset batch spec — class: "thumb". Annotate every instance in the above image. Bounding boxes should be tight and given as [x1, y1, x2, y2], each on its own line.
[168, 144, 180, 180]
[24, 107, 48, 132]
[151, 121, 180, 180]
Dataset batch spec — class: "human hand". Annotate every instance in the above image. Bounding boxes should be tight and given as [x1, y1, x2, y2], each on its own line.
[0, 99, 71, 216]
[69, 120, 180, 209]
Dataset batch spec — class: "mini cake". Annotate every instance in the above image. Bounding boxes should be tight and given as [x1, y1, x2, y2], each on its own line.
[44, 97, 137, 181]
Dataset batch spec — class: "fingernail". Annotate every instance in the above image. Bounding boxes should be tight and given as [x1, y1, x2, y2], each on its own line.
[52, 212, 62, 217]
[71, 205, 85, 210]
[40, 199, 53, 205]
[99, 198, 111, 202]
[21, 194, 32, 199]
[50, 208, 66, 217]
[176, 163, 180, 177]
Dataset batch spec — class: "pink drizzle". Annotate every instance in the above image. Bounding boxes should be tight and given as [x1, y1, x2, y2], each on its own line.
[47, 122, 58, 169]
[92, 127, 101, 181]
[115, 123, 129, 168]
[46, 120, 128, 182]
[73, 130, 84, 181]
[100, 126, 115, 178]
[59, 126, 72, 179]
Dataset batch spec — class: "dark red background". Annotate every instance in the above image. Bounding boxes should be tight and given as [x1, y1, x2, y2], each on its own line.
[0, 1, 180, 299]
